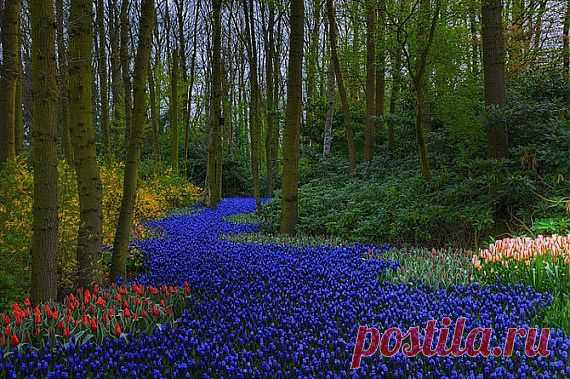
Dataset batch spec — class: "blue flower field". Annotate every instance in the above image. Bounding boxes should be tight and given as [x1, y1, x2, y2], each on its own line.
[1, 198, 569, 378]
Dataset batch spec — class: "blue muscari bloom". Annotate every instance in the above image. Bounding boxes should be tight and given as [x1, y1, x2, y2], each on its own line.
[1, 197, 569, 377]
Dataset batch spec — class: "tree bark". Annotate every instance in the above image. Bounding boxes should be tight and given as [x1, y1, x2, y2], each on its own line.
[388, 47, 401, 149]
[184, 0, 201, 167]
[280, 0, 304, 235]
[207, 0, 223, 207]
[30, 0, 59, 302]
[326, 0, 356, 174]
[97, 0, 111, 157]
[323, 54, 335, 157]
[69, 0, 103, 287]
[376, 0, 386, 146]
[364, 0, 376, 161]
[562, 0, 570, 80]
[111, 0, 155, 282]
[170, 46, 179, 173]
[0, 0, 20, 163]
[306, 0, 320, 129]
[265, 2, 277, 195]
[243, 0, 261, 209]
[120, 0, 132, 145]
[412, 0, 439, 181]
[109, 0, 124, 136]
[482, 0, 508, 159]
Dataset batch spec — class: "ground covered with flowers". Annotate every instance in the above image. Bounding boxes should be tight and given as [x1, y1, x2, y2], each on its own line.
[1, 198, 569, 377]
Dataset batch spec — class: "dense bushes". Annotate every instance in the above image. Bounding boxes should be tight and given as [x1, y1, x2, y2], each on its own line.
[0, 158, 201, 310]
[262, 71, 570, 247]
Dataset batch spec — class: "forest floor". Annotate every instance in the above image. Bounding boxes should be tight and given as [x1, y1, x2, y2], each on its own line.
[3, 197, 569, 376]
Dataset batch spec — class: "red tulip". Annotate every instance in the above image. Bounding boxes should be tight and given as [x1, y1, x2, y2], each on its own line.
[83, 289, 91, 304]
[183, 282, 191, 296]
[4, 326, 11, 337]
[33, 306, 41, 324]
[90, 319, 98, 333]
[114, 323, 122, 336]
[63, 327, 70, 339]
[96, 297, 106, 309]
[2, 314, 10, 326]
[10, 334, 19, 346]
[23, 298, 31, 307]
[148, 287, 158, 295]
[123, 308, 131, 318]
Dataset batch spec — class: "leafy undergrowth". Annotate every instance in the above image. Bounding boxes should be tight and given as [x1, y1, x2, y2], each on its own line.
[2, 199, 569, 377]
[0, 158, 202, 310]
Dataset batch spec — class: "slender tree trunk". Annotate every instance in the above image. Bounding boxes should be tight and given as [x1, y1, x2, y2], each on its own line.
[323, 55, 335, 157]
[148, 66, 161, 160]
[280, 0, 304, 235]
[109, 0, 123, 138]
[412, 0, 439, 181]
[184, 0, 201, 166]
[170, 47, 179, 173]
[111, 0, 155, 282]
[69, 0, 103, 287]
[469, 2, 479, 75]
[120, 0, 132, 145]
[306, 0, 320, 128]
[0, 0, 21, 163]
[364, 0, 376, 161]
[97, 0, 111, 157]
[207, 0, 223, 207]
[388, 48, 401, 149]
[482, 0, 508, 159]
[30, 0, 59, 302]
[326, 0, 356, 174]
[265, 2, 276, 195]
[15, 47, 24, 154]
[376, 0, 386, 146]
[562, 0, 570, 80]
[244, 0, 261, 209]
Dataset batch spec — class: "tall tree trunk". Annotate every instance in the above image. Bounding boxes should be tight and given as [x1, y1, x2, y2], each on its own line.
[15, 48, 24, 155]
[170, 47, 179, 173]
[148, 66, 161, 160]
[207, 0, 223, 207]
[69, 0, 103, 287]
[280, 0, 304, 235]
[265, 2, 276, 195]
[111, 0, 155, 282]
[388, 47, 402, 149]
[469, 2, 479, 75]
[376, 0, 386, 147]
[323, 54, 335, 157]
[184, 0, 201, 166]
[412, 0, 439, 181]
[364, 0, 376, 161]
[120, 0, 132, 146]
[306, 0, 320, 128]
[482, 0, 508, 159]
[326, 0, 356, 174]
[244, 0, 261, 209]
[30, 0, 59, 302]
[109, 0, 123, 138]
[97, 0, 111, 157]
[562, 0, 570, 80]
[0, 0, 21, 163]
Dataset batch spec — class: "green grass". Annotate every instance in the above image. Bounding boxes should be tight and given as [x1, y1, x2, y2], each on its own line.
[378, 247, 474, 288]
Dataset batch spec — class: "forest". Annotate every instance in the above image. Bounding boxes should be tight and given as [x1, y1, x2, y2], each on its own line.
[0, 0, 569, 376]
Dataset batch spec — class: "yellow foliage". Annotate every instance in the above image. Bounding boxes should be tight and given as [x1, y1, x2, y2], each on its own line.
[0, 158, 202, 307]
